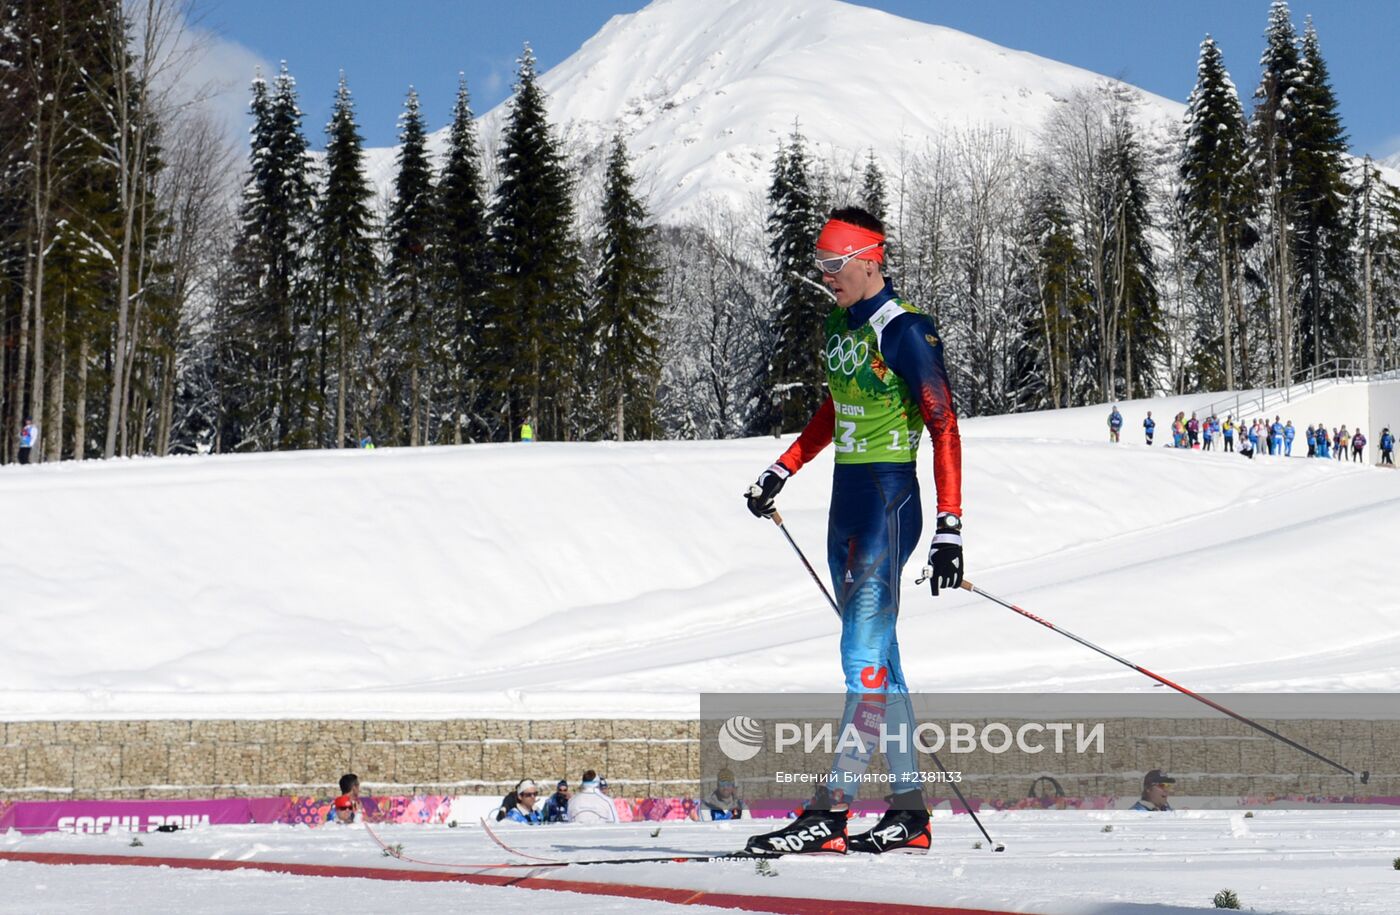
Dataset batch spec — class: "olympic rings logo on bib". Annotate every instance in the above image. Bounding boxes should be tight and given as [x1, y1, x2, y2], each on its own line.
[826, 334, 868, 376]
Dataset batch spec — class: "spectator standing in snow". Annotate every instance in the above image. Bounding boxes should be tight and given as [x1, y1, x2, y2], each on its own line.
[18, 418, 36, 464]
[1336, 426, 1348, 461]
[1352, 430, 1366, 463]
[1270, 417, 1284, 457]
[520, 420, 534, 443]
[1201, 416, 1215, 451]
[1172, 413, 1185, 448]
[1305, 424, 1316, 457]
[1187, 413, 1200, 448]
[1108, 406, 1123, 443]
[1143, 411, 1155, 446]
[542, 779, 571, 823]
[1381, 428, 1394, 466]
[1130, 770, 1175, 812]
[1247, 420, 1260, 455]
[1317, 424, 1330, 458]
[1284, 420, 1295, 457]
[1221, 416, 1235, 452]
[698, 769, 748, 821]
[567, 770, 619, 824]
[359, 435, 374, 449]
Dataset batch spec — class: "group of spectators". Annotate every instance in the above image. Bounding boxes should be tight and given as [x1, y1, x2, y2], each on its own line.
[495, 767, 749, 825]
[495, 769, 617, 825]
[1115, 407, 1393, 465]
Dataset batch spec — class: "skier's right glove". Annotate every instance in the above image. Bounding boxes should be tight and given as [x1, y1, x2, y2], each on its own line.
[745, 464, 790, 518]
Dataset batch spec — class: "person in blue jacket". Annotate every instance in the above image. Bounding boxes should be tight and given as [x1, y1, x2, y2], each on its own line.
[18, 417, 36, 464]
[1316, 422, 1330, 458]
[1247, 421, 1260, 455]
[1270, 417, 1284, 457]
[541, 780, 571, 823]
[1108, 406, 1123, 443]
[501, 779, 543, 824]
[1143, 411, 1155, 446]
[1222, 416, 1234, 452]
[1201, 416, 1214, 451]
[1381, 428, 1394, 466]
[1283, 420, 1295, 457]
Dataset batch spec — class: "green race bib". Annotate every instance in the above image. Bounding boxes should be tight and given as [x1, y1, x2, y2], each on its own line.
[823, 300, 924, 464]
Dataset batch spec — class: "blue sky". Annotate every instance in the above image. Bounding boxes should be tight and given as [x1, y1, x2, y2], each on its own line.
[193, 0, 1399, 159]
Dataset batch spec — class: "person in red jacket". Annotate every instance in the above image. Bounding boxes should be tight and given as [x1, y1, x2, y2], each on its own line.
[742, 207, 962, 857]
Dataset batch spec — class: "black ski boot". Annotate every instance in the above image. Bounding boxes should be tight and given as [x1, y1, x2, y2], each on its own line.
[744, 787, 848, 855]
[848, 789, 932, 854]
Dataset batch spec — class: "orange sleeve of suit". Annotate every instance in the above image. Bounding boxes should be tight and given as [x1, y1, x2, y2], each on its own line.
[774, 397, 835, 475]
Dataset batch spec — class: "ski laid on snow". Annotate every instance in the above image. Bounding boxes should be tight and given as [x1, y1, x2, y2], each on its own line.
[477, 816, 779, 867]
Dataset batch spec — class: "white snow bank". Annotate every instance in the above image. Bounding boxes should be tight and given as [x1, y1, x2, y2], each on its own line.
[2, 385, 1397, 719]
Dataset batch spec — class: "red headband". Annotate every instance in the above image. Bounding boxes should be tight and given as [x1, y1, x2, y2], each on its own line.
[815, 219, 885, 263]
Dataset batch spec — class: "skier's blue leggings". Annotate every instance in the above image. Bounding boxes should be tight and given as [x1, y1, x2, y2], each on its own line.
[825, 462, 923, 801]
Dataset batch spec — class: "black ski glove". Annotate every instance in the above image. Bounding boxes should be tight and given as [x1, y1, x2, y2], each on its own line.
[924, 513, 964, 596]
[745, 464, 790, 518]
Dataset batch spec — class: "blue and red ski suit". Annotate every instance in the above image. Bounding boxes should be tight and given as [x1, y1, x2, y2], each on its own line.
[771, 280, 961, 799]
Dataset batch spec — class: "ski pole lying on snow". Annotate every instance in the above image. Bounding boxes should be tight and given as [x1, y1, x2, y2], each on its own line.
[767, 512, 1006, 850]
[958, 578, 1371, 785]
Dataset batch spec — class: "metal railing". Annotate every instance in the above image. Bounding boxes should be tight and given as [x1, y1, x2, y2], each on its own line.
[1191, 357, 1399, 421]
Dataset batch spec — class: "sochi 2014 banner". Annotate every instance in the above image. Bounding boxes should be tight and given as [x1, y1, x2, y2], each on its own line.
[0, 798, 258, 834]
[0, 794, 714, 835]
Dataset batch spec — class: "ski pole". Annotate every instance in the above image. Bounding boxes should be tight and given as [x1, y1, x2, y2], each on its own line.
[769, 510, 839, 613]
[959, 578, 1370, 784]
[768, 512, 1006, 849]
[926, 746, 1004, 852]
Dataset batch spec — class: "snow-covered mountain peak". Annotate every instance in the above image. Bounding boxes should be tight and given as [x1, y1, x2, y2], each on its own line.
[366, 0, 1187, 223]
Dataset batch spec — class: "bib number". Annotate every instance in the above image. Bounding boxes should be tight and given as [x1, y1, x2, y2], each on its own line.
[835, 421, 866, 454]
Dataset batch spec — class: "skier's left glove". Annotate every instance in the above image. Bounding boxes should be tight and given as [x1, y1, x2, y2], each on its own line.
[922, 513, 963, 596]
[745, 463, 789, 518]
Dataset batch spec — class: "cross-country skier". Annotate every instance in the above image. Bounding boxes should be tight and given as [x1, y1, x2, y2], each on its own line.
[1143, 411, 1155, 446]
[743, 207, 962, 856]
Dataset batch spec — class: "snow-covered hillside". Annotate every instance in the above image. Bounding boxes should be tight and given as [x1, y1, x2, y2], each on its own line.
[362, 0, 1185, 224]
[4, 383, 1397, 720]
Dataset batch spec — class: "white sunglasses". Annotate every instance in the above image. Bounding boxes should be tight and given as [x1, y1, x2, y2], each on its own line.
[814, 242, 883, 275]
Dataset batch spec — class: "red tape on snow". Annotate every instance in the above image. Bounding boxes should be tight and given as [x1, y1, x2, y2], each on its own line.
[0, 850, 1029, 915]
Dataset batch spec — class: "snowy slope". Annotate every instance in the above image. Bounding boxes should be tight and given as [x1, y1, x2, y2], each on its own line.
[3, 384, 1397, 720]
[361, 0, 1185, 224]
